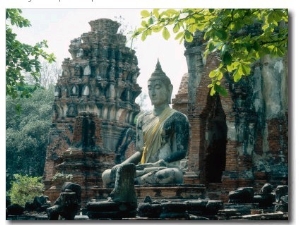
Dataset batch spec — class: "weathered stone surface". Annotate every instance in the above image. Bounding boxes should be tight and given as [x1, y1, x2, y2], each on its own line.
[217, 208, 241, 220]
[205, 200, 224, 216]
[46, 182, 81, 220]
[260, 183, 273, 194]
[86, 164, 137, 219]
[178, 24, 288, 199]
[223, 203, 259, 215]
[275, 185, 288, 202]
[137, 202, 162, 218]
[101, 61, 190, 188]
[184, 199, 208, 215]
[253, 194, 275, 208]
[92, 184, 206, 202]
[228, 187, 254, 203]
[267, 185, 289, 213]
[160, 202, 188, 219]
[109, 163, 137, 203]
[44, 18, 141, 205]
[86, 201, 137, 219]
[275, 195, 288, 212]
[137, 199, 223, 219]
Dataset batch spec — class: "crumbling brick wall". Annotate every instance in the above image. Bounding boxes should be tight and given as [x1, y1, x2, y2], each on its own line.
[173, 34, 288, 198]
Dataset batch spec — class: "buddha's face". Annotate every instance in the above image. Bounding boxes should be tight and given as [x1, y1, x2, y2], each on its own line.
[148, 79, 171, 107]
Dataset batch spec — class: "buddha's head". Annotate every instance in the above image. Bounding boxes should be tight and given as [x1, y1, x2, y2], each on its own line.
[148, 60, 173, 106]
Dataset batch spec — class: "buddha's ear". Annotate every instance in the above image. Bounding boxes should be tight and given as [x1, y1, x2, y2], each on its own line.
[168, 84, 173, 104]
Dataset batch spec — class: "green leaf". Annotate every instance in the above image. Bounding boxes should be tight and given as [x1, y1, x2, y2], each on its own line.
[141, 30, 148, 41]
[141, 20, 148, 27]
[209, 70, 217, 78]
[173, 23, 180, 33]
[146, 29, 152, 36]
[262, 22, 270, 31]
[153, 8, 159, 18]
[215, 85, 228, 96]
[152, 25, 163, 32]
[141, 10, 151, 18]
[184, 30, 193, 42]
[165, 9, 178, 16]
[188, 24, 198, 33]
[221, 44, 228, 54]
[215, 29, 228, 40]
[227, 61, 239, 73]
[195, 22, 207, 31]
[148, 17, 154, 25]
[208, 42, 215, 52]
[210, 86, 216, 96]
[233, 72, 242, 82]
[175, 31, 184, 40]
[233, 66, 242, 82]
[217, 72, 223, 80]
[47, 53, 56, 63]
[253, 41, 259, 51]
[241, 62, 251, 75]
[186, 17, 196, 24]
[222, 51, 232, 65]
[162, 27, 170, 40]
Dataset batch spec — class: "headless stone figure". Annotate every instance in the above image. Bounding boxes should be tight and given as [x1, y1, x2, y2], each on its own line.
[102, 60, 190, 187]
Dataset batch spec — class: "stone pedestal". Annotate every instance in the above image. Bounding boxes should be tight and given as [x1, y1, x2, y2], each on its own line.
[91, 184, 206, 202]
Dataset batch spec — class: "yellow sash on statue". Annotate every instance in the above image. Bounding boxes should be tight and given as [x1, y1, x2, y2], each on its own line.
[140, 107, 176, 164]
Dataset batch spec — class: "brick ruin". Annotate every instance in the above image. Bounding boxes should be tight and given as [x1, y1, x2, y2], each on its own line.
[172, 31, 288, 201]
[43, 19, 288, 206]
[43, 19, 141, 204]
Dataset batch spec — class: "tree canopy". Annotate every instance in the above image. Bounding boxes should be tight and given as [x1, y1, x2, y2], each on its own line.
[6, 86, 54, 191]
[6, 9, 56, 99]
[132, 9, 288, 96]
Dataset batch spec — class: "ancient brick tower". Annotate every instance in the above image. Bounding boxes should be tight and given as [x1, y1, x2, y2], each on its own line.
[173, 30, 288, 201]
[43, 19, 141, 205]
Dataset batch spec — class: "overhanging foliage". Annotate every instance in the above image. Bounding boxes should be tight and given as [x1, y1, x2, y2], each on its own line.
[132, 9, 288, 96]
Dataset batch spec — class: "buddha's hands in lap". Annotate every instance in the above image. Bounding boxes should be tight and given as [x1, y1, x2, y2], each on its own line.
[136, 159, 167, 170]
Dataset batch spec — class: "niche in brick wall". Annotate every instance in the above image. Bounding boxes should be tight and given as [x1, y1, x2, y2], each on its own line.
[201, 93, 227, 183]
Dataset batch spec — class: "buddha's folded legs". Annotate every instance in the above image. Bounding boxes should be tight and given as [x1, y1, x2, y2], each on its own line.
[135, 167, 183, 185]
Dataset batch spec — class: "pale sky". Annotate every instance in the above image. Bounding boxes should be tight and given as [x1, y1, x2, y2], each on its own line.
[2, 1, 299, 225]
[13, 8, 188, 110]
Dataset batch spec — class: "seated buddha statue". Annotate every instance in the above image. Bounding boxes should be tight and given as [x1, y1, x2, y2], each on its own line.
[102, 60, 190, 187]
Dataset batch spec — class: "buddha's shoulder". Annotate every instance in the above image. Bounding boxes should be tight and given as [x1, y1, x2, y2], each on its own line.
[137, 111, 152, 119]
[136, 111, 152, 124]
[171, 110, 188, 119]
[167, 110, 189, 123]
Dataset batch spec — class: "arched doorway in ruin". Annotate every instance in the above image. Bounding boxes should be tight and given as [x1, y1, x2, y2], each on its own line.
[200, 93, 227, 183]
